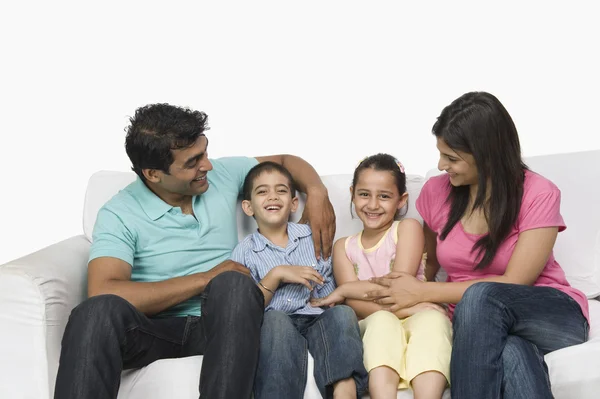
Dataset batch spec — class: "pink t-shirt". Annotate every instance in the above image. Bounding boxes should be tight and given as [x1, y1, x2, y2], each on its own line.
[415, 170, 589, 322]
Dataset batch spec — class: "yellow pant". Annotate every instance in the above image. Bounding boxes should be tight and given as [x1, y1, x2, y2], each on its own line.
[359, 309, 452, 389]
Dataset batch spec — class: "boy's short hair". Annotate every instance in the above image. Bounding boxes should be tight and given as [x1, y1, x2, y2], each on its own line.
[242, 162, 297, 201]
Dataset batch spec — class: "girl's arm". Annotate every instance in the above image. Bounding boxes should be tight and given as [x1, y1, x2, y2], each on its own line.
[391, 218, 425, 276]
[324, 238, 388, 319]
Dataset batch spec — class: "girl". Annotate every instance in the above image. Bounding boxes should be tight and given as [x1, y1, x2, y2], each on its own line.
[312, 154, 452, 399]
[365, 92, 589, 398]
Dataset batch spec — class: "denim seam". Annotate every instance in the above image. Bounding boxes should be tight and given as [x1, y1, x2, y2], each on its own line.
[316, 318, 334, 386]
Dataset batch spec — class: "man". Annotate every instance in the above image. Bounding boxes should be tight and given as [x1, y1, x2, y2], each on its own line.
[53, 103, 336, 399]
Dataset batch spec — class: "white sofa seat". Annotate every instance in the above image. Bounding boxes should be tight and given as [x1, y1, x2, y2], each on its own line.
[1, 150, 600, 399]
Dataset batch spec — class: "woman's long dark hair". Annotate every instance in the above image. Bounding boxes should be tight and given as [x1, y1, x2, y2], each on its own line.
[433, 92, 528, 269]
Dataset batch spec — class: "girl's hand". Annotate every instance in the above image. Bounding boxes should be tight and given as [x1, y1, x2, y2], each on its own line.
[310, 288, 345, 308]
[271, 265, 324, 290]
[365, 273, 425, 312]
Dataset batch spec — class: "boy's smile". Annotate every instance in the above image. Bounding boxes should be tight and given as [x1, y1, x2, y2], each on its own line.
[242, 170, 299, 229]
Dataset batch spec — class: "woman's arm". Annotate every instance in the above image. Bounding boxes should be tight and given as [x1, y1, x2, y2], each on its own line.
[368, 225, 559, 310]
[423, 223, 441, 282]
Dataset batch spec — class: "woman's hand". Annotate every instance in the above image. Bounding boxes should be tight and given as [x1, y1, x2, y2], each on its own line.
[365, 272, 425, 312]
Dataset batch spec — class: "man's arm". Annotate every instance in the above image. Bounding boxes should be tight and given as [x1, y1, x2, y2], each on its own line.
[255, 154, 335, 259]
[88, 257, 249, 316]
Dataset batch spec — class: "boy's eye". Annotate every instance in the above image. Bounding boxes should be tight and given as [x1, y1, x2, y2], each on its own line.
[257, 190, 266, 195]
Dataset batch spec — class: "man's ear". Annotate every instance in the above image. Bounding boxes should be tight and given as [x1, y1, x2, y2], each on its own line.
[290, 196, 299, 213]
[398, 192, 409, 210]
[241, 200, 254, 217]
[142, 169, 162, 183]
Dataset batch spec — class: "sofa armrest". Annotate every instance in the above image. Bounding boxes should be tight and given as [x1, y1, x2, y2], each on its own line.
[0, 235, 91, 399]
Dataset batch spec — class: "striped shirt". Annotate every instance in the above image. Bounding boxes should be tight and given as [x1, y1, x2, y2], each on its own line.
[231, 223, 336, 315]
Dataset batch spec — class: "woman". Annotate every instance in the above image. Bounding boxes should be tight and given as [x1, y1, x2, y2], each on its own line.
[366, 91, 589, 398]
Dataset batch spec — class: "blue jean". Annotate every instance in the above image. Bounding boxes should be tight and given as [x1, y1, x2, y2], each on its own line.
[451, 282, 589, 399]
[54, 271, 264, 399]
[254, 305, 368, 399]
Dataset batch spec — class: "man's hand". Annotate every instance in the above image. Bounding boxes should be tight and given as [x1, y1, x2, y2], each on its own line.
[271, 265, 324, 290]
[205, 260, 251, 281]
[299, 187, 336, 260]
[365, 272, 425, 312]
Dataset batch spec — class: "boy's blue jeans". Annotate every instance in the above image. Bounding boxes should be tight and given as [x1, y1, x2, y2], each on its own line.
[254, 305, 368, 399]
[451, 282, 589, 399]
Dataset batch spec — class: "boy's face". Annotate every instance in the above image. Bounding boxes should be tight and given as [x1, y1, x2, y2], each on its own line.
[242, 170, 298, 228]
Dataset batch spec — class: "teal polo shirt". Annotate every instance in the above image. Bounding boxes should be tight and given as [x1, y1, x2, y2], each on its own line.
[89, 156, 259, 318]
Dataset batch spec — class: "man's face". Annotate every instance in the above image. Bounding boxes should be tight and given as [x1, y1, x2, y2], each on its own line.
[150, 135, 213, 197]
[242, 170, 298, 228]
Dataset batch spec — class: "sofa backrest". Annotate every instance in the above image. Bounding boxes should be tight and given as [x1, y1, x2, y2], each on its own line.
[83, 150, 600, 299]
[83, 171, 425, 244]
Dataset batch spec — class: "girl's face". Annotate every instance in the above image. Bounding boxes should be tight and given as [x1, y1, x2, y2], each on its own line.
[436, 138, 479, 187]
[351, 168, 408, 231]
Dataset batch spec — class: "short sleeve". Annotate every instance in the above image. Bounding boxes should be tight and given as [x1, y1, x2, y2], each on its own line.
[212, 157, 259, 194]
[415, 176, 448, 232]
[230, 240, 261, 283]
[89, 207, 136, 266]
[519, 189, 566, 233]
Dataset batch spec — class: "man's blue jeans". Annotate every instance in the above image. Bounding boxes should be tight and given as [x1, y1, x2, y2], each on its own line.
[254, 305, 368, 399]
[451, 282, 589, 399]
[53, 271, 264, 399]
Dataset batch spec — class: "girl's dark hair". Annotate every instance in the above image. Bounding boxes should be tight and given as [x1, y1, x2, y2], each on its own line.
[125, 103, 209, 180]
[433, 91, 528, 269]
[350, 153, 408, 218]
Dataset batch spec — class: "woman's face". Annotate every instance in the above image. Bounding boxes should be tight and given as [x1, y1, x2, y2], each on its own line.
[436, 138, 479, 187]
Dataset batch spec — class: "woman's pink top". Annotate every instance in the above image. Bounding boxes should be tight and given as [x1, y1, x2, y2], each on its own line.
[415, 170, 589, 322]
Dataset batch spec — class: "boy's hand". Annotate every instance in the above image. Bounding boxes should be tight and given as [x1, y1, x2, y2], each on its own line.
[272, 265, 324, 290]
[310, 288, 345, 307]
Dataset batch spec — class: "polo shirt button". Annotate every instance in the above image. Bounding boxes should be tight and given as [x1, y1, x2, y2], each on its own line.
[294, 239, 298, 242]
[287, 299, 291, 302]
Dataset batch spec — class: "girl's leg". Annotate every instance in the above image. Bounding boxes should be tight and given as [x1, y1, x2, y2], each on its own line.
[450, 282, 588, 399]
[403, 309, 452, 399]
[360, 310, 407, 399]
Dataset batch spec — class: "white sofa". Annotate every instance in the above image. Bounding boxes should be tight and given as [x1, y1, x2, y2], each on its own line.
[1, 150, 599, 399]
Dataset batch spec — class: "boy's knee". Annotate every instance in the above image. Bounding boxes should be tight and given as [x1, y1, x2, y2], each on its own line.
[327, 305, 358, 324]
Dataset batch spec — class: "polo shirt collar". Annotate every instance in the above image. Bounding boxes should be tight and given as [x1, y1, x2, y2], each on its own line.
[132, 177, 174, 221]
[251, 223, 313, 252]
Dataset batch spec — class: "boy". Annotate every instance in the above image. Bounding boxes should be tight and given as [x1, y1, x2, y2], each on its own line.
[231, 162, 368, 399]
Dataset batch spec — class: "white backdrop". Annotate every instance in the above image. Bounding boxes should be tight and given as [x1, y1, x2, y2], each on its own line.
[1, 0, 599, 264]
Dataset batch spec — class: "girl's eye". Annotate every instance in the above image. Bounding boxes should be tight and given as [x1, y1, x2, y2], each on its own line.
[379, 195, 390, 199]
[277, 190, 288, 194]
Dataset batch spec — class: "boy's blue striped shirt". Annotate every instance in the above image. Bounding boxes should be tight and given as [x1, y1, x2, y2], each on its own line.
[231, 223, 336, 315]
